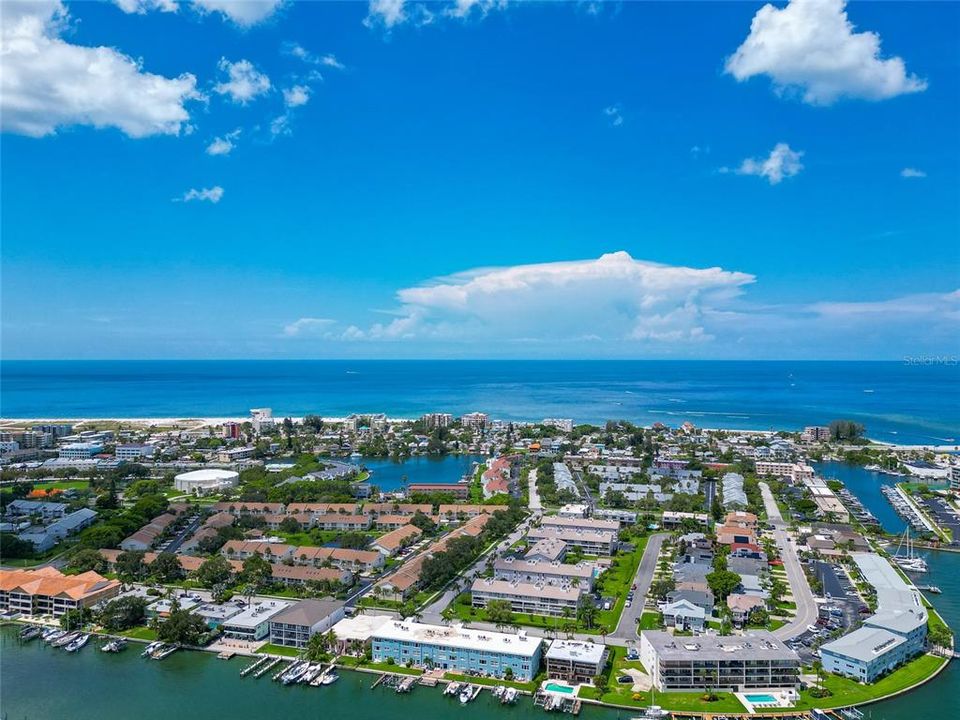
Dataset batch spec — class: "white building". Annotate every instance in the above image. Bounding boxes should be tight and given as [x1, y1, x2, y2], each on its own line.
[269, 599, 346, 649]
[545, 639, 608, 683]
[222, 600, 292, 641]
[116, 444, 156, 461]
[471, 578, 581, 617]
[174, 469, 240, 495]
[58, 442, 102, 460]
[250, 408, 275, 433]
[542, 418, 573, 433]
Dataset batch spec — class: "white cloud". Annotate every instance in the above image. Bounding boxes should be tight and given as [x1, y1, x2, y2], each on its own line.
[113, 0, 179, 13]
[283, 317, 335, 336]
[180, 186, 224, 203]
[321, 54, 345, 70]
[282, 85, 311, 108]
[364, 0, 407, 28]
[1, 1, 201, 138]
[603, 105, 624, 127]
[725, 0, 926, 105]
[811, 290, 959, 319]
[360, 251, 755, 344]
[282, 42, 345, 71]
[445, 0, 506, 19]
[214, 58, 271, 104]
[205, 128, 241, 155]
[269, 113, 291, 137]
[727, 143, 804, 185]
[900, 168, 927, 179]
[191, 0, 285, 26]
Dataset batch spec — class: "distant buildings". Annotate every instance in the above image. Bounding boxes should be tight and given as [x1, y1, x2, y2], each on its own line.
[542, 418, 574, 433]
[58, 442, 102, 460]
[174, 468, 239, 495]
[250, 408, 275, 434]
[721, 472, 747, 509]
[420, 413, 453, 429]
[802, 426, 831, 443]
[755, 461, 814, 484]
[115, 444, 156, 461]
[371, 620, 542, 680]
[460, 412, 488, 431]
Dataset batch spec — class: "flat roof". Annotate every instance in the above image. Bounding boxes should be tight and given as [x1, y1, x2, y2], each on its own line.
[821, 626, 906, 663]
[495, 557, 593, 579]
[331, 614, 391, 641]
[372, 620, 542, 658]
[545, 639, 607, 664]
[642, 630, 798, 662]
[223, 600, 293, 629]
[472, 578, 581, 602]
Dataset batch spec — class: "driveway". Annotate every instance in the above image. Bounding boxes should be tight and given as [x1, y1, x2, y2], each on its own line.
[612, 532, 668, 640]
[528, 468, 542, 512]
[759, 482, 819, 641]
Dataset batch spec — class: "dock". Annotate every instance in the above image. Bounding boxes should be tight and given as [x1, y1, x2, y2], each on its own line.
[254, 657, 282, 679]
[240, 655, 269, 677]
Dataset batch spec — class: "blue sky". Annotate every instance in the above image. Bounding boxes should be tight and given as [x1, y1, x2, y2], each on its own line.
[2, 0, 958, 360]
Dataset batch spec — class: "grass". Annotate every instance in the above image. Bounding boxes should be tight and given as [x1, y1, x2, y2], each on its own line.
[256, 643, 301, 657]
[337, 657, 423, 675]
[119, 626, 158, 641]
[32, 480, 91, 491]
[579, 685, 746, 713]
[757, 654, 947, 712]
[638, 612, 662, 630]
[593, 536, 649, 631]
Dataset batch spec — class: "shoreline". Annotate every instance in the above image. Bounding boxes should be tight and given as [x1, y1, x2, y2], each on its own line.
[1, 416, 957, 452]
[4, 621, 949, 718]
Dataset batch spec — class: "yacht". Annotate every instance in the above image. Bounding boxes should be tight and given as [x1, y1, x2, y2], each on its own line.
[65, 634, 90, 653]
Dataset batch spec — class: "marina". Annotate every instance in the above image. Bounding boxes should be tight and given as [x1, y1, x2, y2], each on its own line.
[881, 485, 930, 535]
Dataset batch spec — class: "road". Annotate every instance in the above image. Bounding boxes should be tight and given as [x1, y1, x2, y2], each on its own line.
[419, 515, 534, 624]
[759, 481, 819, 640]
[528, 468, 542, 512]
[612, 532, 668, 640]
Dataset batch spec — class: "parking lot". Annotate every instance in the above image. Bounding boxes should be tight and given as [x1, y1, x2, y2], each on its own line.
[784, 561, 865, 663]
[917, 495, 960, 544]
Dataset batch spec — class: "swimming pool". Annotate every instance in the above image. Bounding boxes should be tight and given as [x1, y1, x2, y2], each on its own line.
[544, 683, 575, 694]
[744, 693, 778, 704]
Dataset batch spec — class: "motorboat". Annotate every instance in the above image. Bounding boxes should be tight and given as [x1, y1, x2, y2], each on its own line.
[65, 634, 90, 653]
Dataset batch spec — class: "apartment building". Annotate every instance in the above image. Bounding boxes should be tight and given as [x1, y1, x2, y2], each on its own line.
[471, 578, 581, 617]
[0, 567, 120, 617]
[545, 639, 608, 683]
[493, 556, 595, 590]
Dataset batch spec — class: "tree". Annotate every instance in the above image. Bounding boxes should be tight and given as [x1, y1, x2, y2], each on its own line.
[0, 533, 35, 559]
[279, 516, 302, 534]
[593, 673, 608, 694]
[705, 569, 741, 602]
[95, 481, 120, 510]
[577, 595, 597, 629]
[157, 606, 207, 646]
[79, 524, 123, 549]
[650, 577, 676, 601]
[484, 599, 514, 628]
[59, 607, 93, 630]
[747, 605, 768, 627]
[829, 420, 865, 442]
[241, 553, 273, 588]
[115, 550, 147, 582]
[67, 548, 107, 573]
[195, 555, 234, 587]
[151, 552, 184, 583]
[98, 596, 147, 631]
[503, 666, 514, 681]
[410, 511, 437, 535]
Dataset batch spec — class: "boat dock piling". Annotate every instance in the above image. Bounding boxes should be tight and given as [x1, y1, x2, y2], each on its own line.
[240, 656, 268, 677]
[271, 660, 293, 681]
[254, 657, 282, 679]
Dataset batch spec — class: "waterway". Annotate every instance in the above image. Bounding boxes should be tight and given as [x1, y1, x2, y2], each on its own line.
[813, 461, 907, 535]
[358, 454, 484, 492]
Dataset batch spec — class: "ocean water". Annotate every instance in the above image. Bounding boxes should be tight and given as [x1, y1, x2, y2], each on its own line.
[1, 360, 958, 445]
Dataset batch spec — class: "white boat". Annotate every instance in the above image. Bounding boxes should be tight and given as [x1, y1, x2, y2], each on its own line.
[444, 682, 461, 696]
[492, 685, 506, 699]
[282, 661, 310, 685]
[459, 685, 473, 704]
[41, 628, 62, 642]
[65, 634, 90, 652]
[892, 529, 929, 573]
[321, 671, 339, 685]
[52, 631, 79, 648]
[501, 687, 518, 705]
[141, 641, 164, 658]
[632, 707, 670, 719]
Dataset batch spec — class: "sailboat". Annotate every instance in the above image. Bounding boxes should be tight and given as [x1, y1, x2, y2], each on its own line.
[892, 529, 928, 573]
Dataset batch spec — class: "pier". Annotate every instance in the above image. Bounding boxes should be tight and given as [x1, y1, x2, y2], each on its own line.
[254, 657, 282, 679]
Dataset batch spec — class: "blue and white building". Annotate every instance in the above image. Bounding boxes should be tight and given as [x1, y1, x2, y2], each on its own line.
[821, 553, 928, 683]
[371, 620, 542, 680]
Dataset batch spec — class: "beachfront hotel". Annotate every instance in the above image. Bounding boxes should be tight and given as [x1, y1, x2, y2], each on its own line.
[0, 567, 120, 617]
[370, 620, 543, 680]
[820, 553, 928, 682]
[639, 630, 800, 692]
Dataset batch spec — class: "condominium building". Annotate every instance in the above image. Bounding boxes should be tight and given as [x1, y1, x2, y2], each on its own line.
[540, 515, 620, 534]
[58, 442, 102, 460]
[268, 599, 346, 649]
[0, 567, 120, 617]
[544, 639, 608, 683]
[639, 631, 800, 692]
[222, 600, 292, 641]
[371, 620, 543, 680]
[820, 553, 928, 683]
[471, 578, 581, 617]
[527, 526, 617, 555]
[755, 462, 814, 484]
[115, 444, 156, 461]
[493, 556, 595, 590]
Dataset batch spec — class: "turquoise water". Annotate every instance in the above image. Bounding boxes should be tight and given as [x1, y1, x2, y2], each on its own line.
[544, 682, 574, 694]
[744, 693, 777, 703]
[359, 454, 483, 491]
[2, 360, 958, 445]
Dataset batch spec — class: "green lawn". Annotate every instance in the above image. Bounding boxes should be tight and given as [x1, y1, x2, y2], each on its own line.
[33, 480, 91, 491]
[755, 655, 947, 713]
[256, 643, 301, 657]
[638, 612, 662, 630]
[579, 685, 746, 713]
[594, 536, 649, 631]
[119, 626, 158, 641]
[337, 656, 424, 675]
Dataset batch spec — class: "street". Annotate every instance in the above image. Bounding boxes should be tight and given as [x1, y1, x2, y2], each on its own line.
[759, 481, 820, 640]
[612, 532, 668, 640]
